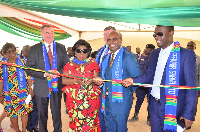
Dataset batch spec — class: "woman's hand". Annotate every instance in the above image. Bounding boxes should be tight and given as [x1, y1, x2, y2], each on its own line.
[93, 77, 104, 85]
[77, 78, 93, 86]
[29, 87, 34, 97]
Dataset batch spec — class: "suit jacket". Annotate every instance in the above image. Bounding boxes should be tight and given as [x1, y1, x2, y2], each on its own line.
[26, 42, 69, 97]
[133, 47, 197, 121]
[101, 50, 141, 114]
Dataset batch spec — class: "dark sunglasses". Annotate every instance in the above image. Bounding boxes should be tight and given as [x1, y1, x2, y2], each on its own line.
[153, 32, 163, 38]
[75, 49, 88, 54]
[6, 49, 16, 54]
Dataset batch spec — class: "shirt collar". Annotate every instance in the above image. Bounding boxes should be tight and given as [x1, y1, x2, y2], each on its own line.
[44, 41, 53, 52]
[160, 42, 174, 54]
[111, 46, 121, 58]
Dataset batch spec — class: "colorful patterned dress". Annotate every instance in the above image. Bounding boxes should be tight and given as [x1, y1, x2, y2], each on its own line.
[62, 59, 101, 132]
[0, 59, 33, 118]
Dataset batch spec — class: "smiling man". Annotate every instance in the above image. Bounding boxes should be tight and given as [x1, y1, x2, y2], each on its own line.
[26, 24, 69, 132]
[122, 25, 197, 132]
[94, 31, 141, 132]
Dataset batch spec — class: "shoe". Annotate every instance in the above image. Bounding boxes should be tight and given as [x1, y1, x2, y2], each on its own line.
[32, 127, 39, 132]
[128, 112, 139, 122]
[27, 129, 33, 132]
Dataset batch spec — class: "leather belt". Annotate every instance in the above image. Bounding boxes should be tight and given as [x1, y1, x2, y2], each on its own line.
[151, 94, 160, 103]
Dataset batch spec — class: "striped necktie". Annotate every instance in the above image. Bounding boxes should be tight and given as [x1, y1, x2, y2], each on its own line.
[110, 53, 115, 68]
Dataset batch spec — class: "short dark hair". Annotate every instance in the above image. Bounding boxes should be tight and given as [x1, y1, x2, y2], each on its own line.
[91, 51, 98, 58]
[104, 26, 116, 31]
[0, 49, 3, 56]
[187, 41, 196, 46]
[41, 24, 53, 32]
[2, 42, 16, 55]
[72, 39, 92, 58]
[146, 44, 155, 50]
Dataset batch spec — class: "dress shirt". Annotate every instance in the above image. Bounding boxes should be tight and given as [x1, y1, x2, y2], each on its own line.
[44, 41, 53, 77]
[100, 44, 109, 65]
[151, 42, 174, 99]
[111, 47, 121, 61]
[44, 41, 53, 53]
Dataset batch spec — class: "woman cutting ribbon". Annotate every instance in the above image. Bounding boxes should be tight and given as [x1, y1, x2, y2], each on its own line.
[62, 39, 101, 132]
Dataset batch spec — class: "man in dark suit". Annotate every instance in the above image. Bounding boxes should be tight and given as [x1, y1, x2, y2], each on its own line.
[94, 31, 141, 132]
[26, 24, 69, 132]
[122, 25, 197, 132]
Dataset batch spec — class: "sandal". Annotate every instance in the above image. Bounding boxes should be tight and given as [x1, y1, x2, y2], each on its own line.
[0, 128, 3, 132]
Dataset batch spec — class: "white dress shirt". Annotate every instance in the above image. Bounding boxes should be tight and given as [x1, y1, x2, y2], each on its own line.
[111, 47, 121, 61]
[44, 41, 53, 53]
[100, 44, 109, 65]
[151, 42, 174, 99]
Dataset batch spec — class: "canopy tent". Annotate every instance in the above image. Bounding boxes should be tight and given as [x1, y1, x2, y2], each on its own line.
[0, 0, 200, 27]
[0, 1, 200, 54]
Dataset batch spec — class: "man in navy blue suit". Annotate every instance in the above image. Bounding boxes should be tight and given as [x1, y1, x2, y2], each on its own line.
[94, 31, 141, 132]
[95, 26, 116, 132]
[122, 25, 197, 132]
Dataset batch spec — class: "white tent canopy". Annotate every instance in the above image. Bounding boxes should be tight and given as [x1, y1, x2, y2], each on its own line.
[1, 4, 200, 53]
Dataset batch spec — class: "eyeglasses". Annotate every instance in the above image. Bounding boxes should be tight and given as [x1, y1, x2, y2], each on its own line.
[6, 49, 16, 54]
[75, 49, 88, 54]
[103, 33, 110, 36]
[107, 38, 119, 42]
[153, 32, 163, 38]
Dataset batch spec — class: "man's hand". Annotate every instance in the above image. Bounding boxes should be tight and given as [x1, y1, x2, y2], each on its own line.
[179, 116, 193, 129]
[45, 70, 60, 79]
[93, 77, 104, 85]
[121, 78, 133, 87]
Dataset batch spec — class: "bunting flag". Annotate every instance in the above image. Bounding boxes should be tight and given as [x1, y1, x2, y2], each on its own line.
[0, 17, 71, 41]
[0, 0, 200, 27]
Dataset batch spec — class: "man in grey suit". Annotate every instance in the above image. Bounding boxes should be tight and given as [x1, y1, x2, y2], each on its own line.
[26, 24, 69, 132]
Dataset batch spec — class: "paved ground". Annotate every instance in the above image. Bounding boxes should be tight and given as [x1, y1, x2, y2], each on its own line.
[1, 93, 200, 132]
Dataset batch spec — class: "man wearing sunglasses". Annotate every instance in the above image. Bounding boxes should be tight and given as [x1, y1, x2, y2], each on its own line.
[122, 25, 197, 132]
[26, 24, 69, 132]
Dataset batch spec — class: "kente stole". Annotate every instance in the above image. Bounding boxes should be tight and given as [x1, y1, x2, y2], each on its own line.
[42, 40, 58, 98]
[101, 47, 124, 114]
[3, 57, 27, 108]
[164, 42, 180, 131]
